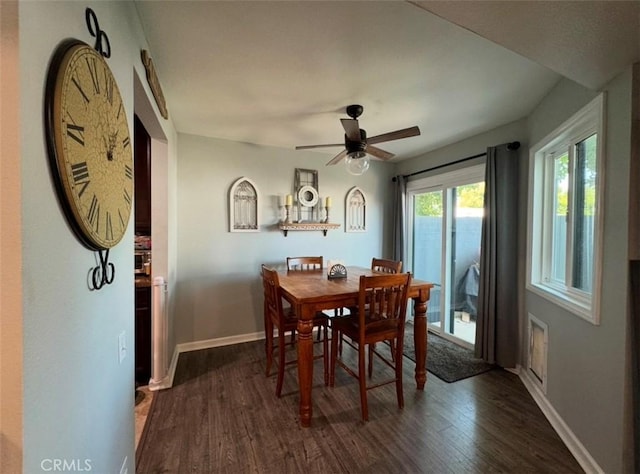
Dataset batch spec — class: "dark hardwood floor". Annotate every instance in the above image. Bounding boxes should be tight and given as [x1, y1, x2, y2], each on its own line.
[136, 338, 583, 473]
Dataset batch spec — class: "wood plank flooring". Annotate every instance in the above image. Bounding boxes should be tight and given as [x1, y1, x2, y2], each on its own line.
[136, 339, 583, 473]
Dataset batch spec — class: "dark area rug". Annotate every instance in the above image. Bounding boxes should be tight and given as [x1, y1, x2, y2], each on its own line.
[403, 323, 495, 383]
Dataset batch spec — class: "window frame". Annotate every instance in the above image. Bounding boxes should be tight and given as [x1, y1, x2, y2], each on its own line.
[527, 94, 605, 324]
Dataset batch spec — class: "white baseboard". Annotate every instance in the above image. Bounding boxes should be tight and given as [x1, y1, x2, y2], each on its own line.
[176, 331, 266, 354]
[148, 347, 181, 392]
[147, 376, 171, 391]
[518, 367, 604, 474]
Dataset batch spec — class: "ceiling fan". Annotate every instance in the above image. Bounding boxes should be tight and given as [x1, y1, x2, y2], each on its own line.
[295, 104, 421, 175]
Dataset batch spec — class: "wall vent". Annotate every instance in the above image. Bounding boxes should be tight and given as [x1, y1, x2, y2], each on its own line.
[528, 313, 548, 393]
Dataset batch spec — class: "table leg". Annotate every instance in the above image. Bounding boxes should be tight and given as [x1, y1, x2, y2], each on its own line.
[296, 312, 314, 427]
[264, 300, 272, 375]
[413, 289, 429, 390]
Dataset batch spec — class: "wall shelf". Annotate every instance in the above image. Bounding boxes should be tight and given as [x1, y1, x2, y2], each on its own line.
[279, 222, 340, 236]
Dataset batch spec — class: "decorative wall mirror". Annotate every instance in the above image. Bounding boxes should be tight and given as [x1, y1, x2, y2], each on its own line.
[345, 186, 367, 232]
[229, 177, 259, 232]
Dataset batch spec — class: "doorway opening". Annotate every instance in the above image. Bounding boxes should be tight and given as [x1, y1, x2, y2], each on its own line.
[133, 70, 170, 450]
[407, 164, 485, 348]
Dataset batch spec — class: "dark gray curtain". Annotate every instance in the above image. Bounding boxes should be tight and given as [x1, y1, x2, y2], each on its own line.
[630, 260, 640, 472]
[392, 175, 408, 263]
[475, 145, 519, 367]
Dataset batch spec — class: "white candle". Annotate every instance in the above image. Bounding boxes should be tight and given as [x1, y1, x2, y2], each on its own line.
[286, 194, 293, 206]
[325, 196, 332, 208]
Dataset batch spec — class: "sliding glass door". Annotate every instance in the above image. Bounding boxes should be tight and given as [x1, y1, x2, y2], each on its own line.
[407, 165, 485, 348]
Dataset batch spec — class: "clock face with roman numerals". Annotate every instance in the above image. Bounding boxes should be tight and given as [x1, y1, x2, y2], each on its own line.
[45, 39, 132, 250]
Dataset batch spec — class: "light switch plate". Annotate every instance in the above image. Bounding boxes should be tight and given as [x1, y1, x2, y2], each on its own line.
[120, 456, 128, 474]
[118, 331, 126, 364]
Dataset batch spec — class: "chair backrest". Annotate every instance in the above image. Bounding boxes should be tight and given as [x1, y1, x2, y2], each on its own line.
[357, 273, 412, 339]
[262, 265, 284, 325]
[371, 258, 402, 274]
[287, 256, 323, 271]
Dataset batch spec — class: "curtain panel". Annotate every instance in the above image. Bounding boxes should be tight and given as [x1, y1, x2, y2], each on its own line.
[475, 145, 520, 367]
[392, 175, 408, 264]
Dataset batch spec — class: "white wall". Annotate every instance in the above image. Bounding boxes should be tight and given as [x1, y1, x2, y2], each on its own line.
[526, 74, 631, 473]
[18, 2, 176, 472]
[395, 118, 528, 178]
[1, 1, 23, 472]
[174, 133, 394, 343]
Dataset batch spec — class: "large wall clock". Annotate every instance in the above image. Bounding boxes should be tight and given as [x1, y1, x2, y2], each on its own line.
[45, 39, 132, 250]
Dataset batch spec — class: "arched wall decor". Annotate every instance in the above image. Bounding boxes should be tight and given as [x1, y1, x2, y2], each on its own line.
[345, 186, 366, 232]
[229, 177, 259, 232]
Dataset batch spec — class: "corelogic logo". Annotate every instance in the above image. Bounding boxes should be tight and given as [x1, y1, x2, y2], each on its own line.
[40, 459, 93, 472]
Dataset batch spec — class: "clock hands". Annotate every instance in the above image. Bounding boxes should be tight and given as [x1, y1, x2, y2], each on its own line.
[105, 129, 118, 161]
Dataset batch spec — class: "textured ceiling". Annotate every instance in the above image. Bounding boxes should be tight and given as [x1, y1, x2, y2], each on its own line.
[415, 0, 640, 90]
[134, 1, 638, 162]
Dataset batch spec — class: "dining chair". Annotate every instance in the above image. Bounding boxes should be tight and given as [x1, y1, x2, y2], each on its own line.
[330, 272, 412, 421]
[341, 257, 403, 355]
[286, 256, 323, 271]
[261, 265, 329, 397]
[371, 257, 402, 274]
[286, 256, 330, 341]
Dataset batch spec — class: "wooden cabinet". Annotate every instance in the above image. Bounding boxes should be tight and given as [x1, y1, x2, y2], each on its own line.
[134, 115, 151, 235]
[135, 285, 151, 386]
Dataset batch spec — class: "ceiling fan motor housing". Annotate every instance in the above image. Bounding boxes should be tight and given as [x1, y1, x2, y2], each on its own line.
[345, 129, 367, 156]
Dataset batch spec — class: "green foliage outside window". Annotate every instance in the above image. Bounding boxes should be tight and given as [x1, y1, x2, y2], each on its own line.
[414, 192, 443, 217]
[414, 183, 485, 217]
[554, 134, 597, 216]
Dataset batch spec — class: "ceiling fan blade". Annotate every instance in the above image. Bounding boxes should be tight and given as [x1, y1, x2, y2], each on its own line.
[367, 126, 421, 145]
[295, 143, 344, 150]
[366, 145, 395, 161]
[341, 118, 361, 142]
[326, 149, 348, 166]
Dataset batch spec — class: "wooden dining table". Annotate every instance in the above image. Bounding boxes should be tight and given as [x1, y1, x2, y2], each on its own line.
[277, 266, 433, 427]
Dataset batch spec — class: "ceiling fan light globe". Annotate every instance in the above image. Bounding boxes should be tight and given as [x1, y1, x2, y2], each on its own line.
[345, 153, 370, 175]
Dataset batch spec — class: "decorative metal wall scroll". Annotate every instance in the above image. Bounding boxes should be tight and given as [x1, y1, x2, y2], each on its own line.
[229, 177, 259, 232]
[141, 50, 169, 120]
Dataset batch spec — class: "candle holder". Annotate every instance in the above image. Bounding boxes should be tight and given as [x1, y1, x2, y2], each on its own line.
[285, 204, 292, 224]
[324, 206, 330, 223]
